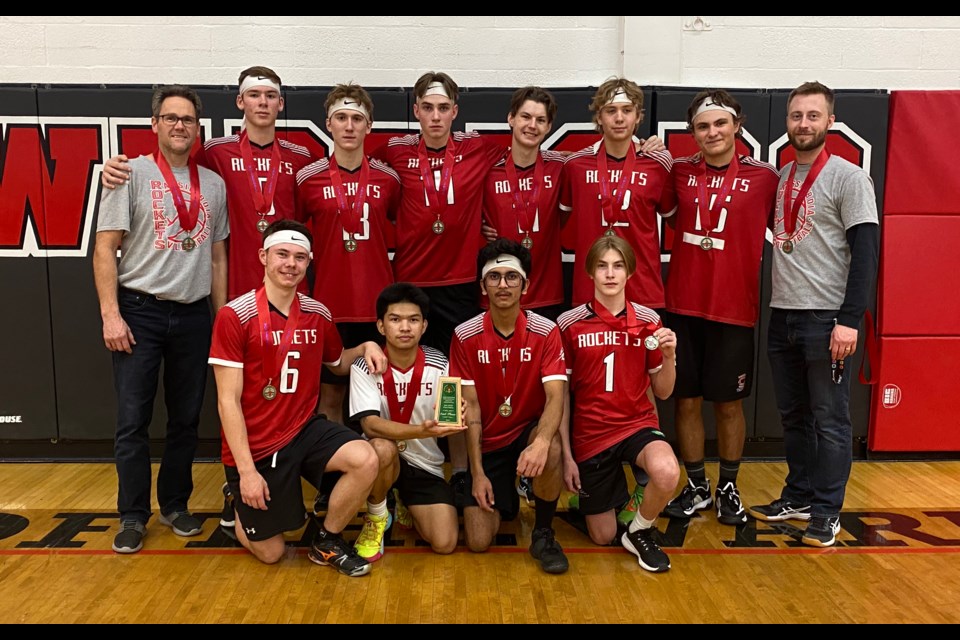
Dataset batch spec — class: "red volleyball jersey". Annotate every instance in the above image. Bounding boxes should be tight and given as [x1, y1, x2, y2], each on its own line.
[295, 157, 401, 322]
[482, 149, 566, 310]
[559, 143, 675, 308]
[449, 310, 567, 453]
[208, 290, 343, 466]
[558, 302, 664, 463]
[663, 154, 779, 327]
[201, 136, 315, 300]
[376, 132, 503, 286]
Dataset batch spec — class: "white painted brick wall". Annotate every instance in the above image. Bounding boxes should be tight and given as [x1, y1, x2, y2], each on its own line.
[2, 15, 959, 89]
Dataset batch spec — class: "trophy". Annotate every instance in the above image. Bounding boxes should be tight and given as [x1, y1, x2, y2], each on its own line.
[435, 376, 463, 427]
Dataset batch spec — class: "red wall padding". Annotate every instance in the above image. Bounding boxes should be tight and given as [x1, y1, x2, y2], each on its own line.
[884, 91, 960, 215]
[868, 336, 960, 451]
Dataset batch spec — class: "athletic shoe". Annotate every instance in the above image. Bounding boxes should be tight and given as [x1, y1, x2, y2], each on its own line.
[529, 528, 569, 574]
[158, 510, 202, 537]
[309, 528, 372, 577]
[517, 476, 535, 505]
[567, 493, 580, 511]
[354, 511, 393, 562]
[715, 481, 748, 525]
[662, 478, 712, 518]
[801, 515, 841, 547]
[617, 483, 645, 525]
[112, 520, 146, 554]
[621, 527, 670, 573]
[392, 488, 413, 529]
[313, 492, 330, 515]
[748, 498, 812, 522]
[219, 482, 235, 528]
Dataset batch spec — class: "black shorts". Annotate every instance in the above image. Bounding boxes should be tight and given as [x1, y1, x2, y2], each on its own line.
[421, 282, 479, 356]
[223, 416, 363, 541]
[576, 428, 667, 516]
[395, 457, 456, 507]
[664, 312, 755, 402]
[321, 321, 383, 385]
[462, 420, 538, 521]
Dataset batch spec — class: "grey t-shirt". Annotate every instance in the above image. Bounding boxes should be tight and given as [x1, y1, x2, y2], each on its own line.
[770, 155, 878, 310]
[97, 155, 229, 303]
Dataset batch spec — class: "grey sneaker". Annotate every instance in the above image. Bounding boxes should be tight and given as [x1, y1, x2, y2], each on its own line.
[112, 520, 146, 554]
[159, 510, 202, 537]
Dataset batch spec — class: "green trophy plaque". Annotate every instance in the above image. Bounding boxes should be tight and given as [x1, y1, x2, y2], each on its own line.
[435, 376, 462, 426]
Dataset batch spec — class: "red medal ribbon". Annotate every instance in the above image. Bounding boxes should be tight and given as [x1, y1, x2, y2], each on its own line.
[592, 298, 654, 338]
[695, 155, 741, 236]
[596, 141, 637, 232]
[327, 153, 371, 240]
[417, 135, 457, 221]
[255, 286, 302, 389]
[783, 148, 831, 236]
[238, 131, 282, 215]
[382, 346, 426, 425]
[154, 148, 201, 233]
[481, 310, 528, 408]
[503, 149, 544, 237]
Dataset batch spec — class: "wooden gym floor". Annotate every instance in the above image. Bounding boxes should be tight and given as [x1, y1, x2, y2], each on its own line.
[1, 460, 959, 623]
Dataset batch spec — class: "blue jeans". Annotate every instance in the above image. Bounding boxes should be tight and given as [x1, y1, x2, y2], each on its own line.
[113, 289, 211, 524]
[767, 308, 852, 518]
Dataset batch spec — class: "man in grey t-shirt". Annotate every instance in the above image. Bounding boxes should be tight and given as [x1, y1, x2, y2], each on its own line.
[747, 82, 879, 548]
[93, 84, 229, 554]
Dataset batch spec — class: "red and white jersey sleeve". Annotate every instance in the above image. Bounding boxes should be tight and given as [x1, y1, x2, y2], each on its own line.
[560, 144, 675, 308]
[558, 302, 663, 463]
[203, 136, 315, 300]
[295, 157, 400, 322]
[378, 132, 503, 286]
[450, 311, 566, 453]
[482, 149, 565, 309]
[664, 155, 779, 326]
[208, 291, 343, 466]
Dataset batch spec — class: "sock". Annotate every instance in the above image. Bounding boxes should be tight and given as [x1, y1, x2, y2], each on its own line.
[367, 498, 388, 518]
[684, 460, 707, 485]
[533, 495, 558, 531]
[629, 512, 656, 534]
[719, 458, 740, 487]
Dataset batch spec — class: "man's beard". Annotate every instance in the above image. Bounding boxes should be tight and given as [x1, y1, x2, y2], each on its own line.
[788, 128, 827, 152]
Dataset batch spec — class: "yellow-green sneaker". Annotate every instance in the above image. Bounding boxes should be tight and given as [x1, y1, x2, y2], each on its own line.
[617, 483, 645, 525]
[354, 511, 392, 562]
[393, 488, 413, 529]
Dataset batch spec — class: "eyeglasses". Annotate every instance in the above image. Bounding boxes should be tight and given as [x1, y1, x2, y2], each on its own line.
[484, 272, 523, 287]
[157, 114, 198, 127]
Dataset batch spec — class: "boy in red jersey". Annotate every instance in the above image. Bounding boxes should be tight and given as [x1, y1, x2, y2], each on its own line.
[558, 235, 679, 573]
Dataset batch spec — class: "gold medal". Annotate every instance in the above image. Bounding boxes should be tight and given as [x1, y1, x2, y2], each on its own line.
[432, 219, 445, 235]
[604, 228, 616, 237]
[521, 235, 533, 249]
[782, 240, 794, 254]
[644, 335, 660, 351]
[344, 237, 358, 253]
[181, 236, 196, 252]
[498, 402, 512, 418]
[700, 237, 714, 251]
[262, 384, 277, 401]
[256, 218, 269, 233]
[397, 440, 407, 453]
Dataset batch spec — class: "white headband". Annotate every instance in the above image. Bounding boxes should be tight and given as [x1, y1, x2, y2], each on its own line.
[605, 88, 634, 106]
[422, 81, 451, 99]
[481, 254, 527, 280]
[263, 230, 312, 253]
[239, 76, 282, 96]
[692, 99, 739, 123]
[327, 97, 371, 121]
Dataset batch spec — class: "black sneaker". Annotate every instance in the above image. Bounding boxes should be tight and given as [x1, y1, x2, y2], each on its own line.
[517, 476, 535, 505]
[449, 471, 468, 512]
[308, 528, 372, 577]
[662, 478, 712, 518]
[220, 482, 235, 528]
[529, 528, 569, 574]
[159, 510, 202, 537]
[313, 492, 330, 515]
[621, 527, 670, 573]
[748, 498, 812, 522]
[112, 520, 146, 554]
[715, 482, 748, 525]
[801, 515, 841, 547]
